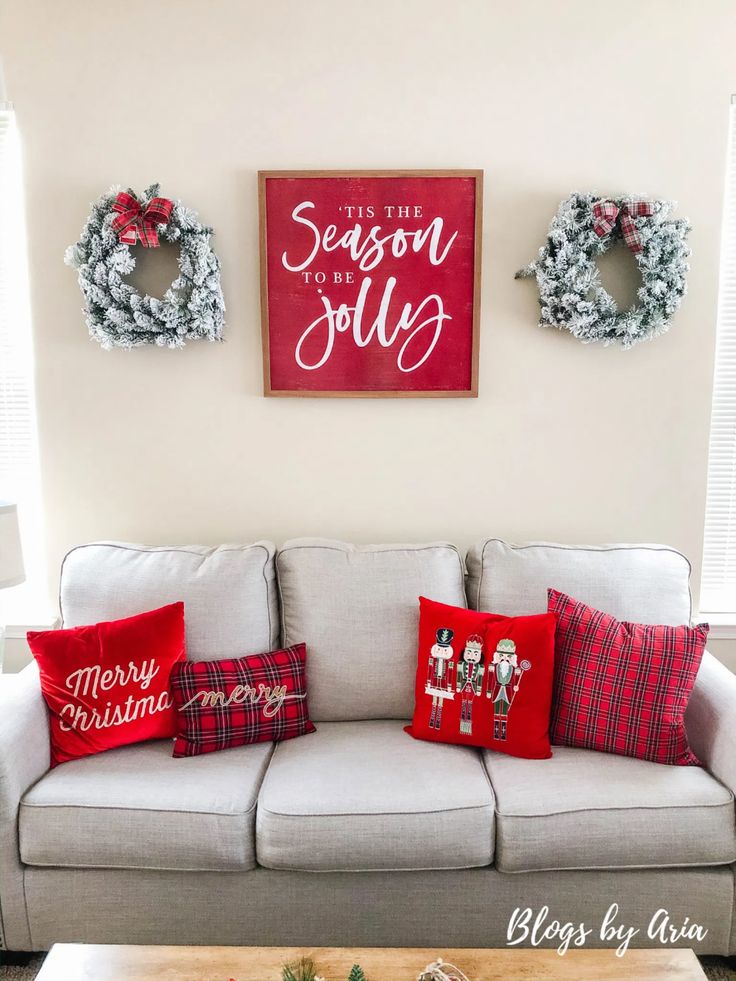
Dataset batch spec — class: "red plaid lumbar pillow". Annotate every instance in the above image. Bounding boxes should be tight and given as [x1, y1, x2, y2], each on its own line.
[548, 589, 708, 766]
[169, 644, 316, 757]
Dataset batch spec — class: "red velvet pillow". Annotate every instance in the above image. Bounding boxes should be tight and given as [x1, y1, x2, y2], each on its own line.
[28, 602, 186, 767]
[169, 643, 316, 757]
[405, 597, 556, 759]
[548, 588, 708, 765]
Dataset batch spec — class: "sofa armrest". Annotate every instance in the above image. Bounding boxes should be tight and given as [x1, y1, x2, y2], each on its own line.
[685, 650, 736, 794]
[0, 663, 50, 950]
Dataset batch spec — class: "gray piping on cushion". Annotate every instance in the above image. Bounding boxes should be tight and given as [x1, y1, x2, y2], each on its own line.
[257, 859, 494, 874]
[21, 857, 256, 873]
[20, 799, 261, 817]
[496, 857, 736, 874]
[493, 796, 735, 818]
[257, 802, 494, 819]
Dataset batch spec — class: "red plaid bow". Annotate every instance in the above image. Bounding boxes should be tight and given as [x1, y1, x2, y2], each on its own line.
[592, 199, 654, 254]
[111, 191, 174, 247]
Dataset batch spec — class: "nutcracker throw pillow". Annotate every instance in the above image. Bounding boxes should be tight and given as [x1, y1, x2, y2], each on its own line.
[548, 588, 708, 765]
[28, 602, 186, 767]
[405, 597, 556, 759]
[169, 643, 316, 757]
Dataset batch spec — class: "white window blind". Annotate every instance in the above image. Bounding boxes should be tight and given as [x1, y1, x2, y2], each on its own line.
[701, 98, 736, 616]
[0, 103, 48, 623]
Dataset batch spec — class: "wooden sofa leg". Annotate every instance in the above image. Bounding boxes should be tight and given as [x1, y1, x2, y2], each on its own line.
[2, 951, 37, 966]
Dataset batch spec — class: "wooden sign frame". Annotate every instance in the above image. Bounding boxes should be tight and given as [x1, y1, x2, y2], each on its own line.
[258, 169, 483, 398]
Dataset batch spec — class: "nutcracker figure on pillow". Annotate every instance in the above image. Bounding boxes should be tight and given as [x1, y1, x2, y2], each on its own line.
[425, 627, 456, 731]
[487, 638, 531, 741]
[456, 634, 485, 735]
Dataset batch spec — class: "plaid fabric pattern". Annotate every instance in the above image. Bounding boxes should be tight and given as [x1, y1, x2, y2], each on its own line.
[548, 589, 708, 766]
[592, 199, 654, 254]
[169, 643, 315, 758]
[111, 191, 174, 247]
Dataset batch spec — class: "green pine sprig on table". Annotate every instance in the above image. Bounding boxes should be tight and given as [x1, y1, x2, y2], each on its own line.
[282, 958, 319, 981]
[280, 959, 367, 981]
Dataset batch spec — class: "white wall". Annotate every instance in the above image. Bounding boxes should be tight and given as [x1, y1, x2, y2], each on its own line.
[1, 0, 735, 669]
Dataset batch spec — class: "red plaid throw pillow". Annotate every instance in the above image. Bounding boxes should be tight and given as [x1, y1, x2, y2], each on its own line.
[169, 644, 315, 757]
[548, 589, 708, 766]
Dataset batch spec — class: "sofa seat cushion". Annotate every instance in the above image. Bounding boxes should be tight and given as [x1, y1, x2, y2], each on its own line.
[483, 746, 736, 872]
[257, 721, 494, 871]
[20, 740, 273, 872]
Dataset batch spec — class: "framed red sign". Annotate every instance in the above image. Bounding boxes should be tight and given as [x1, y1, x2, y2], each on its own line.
[259, 170, 483, 398]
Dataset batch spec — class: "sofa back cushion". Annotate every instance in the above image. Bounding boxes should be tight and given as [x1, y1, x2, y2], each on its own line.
[277, 539, 466, 721]
[60, 542, 279, 661]
[466, 540, 692, 625]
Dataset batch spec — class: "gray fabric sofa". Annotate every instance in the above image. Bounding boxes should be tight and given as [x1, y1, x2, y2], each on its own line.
[1, 538, 735, 954]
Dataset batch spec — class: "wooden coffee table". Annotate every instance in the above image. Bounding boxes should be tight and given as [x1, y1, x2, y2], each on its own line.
[35, 944, 707, 981]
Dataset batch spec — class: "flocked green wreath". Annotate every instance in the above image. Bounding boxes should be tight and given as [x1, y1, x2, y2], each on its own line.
[516, 192, 690, 348]
[65, 183, 225, 349]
